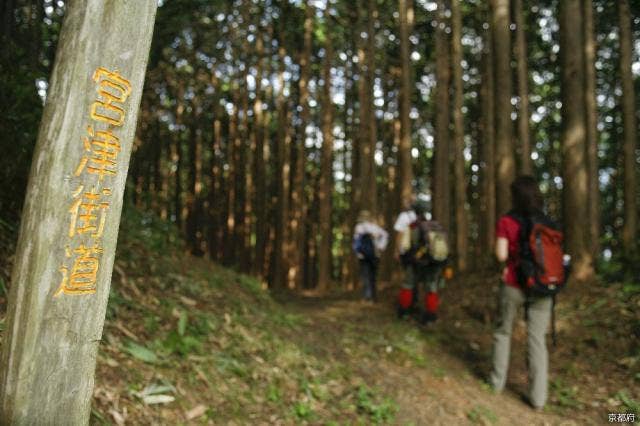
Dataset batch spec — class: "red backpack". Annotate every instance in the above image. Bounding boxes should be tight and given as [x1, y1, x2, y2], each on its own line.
[509, 211, 567, 296]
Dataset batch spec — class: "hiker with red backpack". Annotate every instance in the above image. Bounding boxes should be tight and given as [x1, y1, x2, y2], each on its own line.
[395, 199, 449, 324]
[353, 210, 389, 303]
[490, 176, 570, 410]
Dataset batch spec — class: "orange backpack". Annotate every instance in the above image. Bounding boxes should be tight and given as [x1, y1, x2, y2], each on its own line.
[510, 212, 568, 296]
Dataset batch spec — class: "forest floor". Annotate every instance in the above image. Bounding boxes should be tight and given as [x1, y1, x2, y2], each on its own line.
[0, 208, 638, 425]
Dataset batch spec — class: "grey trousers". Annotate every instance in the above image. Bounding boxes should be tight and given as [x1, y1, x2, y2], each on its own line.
[490, 284, 552, 408]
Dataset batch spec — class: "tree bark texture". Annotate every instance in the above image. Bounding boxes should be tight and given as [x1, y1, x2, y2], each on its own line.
[208, 98, 223, 262]
[618, 0, 638, 253]
[583, 0, 600, 258]
[172, 93, 184, 228]
[513, 0, 532, 175]
[186, 116, 204, 256]
[317, 13, 334, 292]
[223, 95, 237, 266]
[433, 0, 451, 231]
[480, 19, 497, 262]
[559, 0, 593, 280]
[253, 32, 268, 278]
[287, 3, 313, 289]
[272, 37, 291, 287]
[398, 0, 414, 206]
[235, 57, 250, 270]
[451, 0, 468, 271]
[355, 0, 378, 216]
[491, 0, 515, 216]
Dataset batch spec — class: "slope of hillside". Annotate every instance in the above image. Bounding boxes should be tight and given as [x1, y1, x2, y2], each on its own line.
[93, 208, 404, 424]
[90, 207, 638, 424]
[1, 206, 638, 424]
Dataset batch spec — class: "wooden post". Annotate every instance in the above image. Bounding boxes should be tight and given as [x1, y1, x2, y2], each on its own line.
[0, 1, 157, 423]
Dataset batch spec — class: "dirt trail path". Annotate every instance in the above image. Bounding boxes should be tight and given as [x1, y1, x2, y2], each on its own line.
[281, 284, 585, 425]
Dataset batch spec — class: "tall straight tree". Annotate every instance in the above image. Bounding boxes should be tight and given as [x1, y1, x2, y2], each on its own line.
[618, 0, 638, 254]
[342, 10, 358, 288]
[491, 0, 515, 215]
[433, 0, 451, 231]
[398, 0, 414, 204]
[352, 4, 366, 217]
[317, 9, 334, 292]
[252, 28, 269, 277]
[559, 0, 593, 280]
[208, 85, 224, 262]
[513, 0, 532, 174]
[0, 1, 157, 422]
[480, 11, 496, 262]
[272, 15, 291, 288]
[288, 3, 313, 288]
[172, 88, 185, 227]
[583, 0, 600, 258]
[223, 92, 239, 266]
[186, 108, 204, 256]
[151, 117, 163, 215]
[235, 26, 251, 270]
[355, 0, 378, 215]
[451, 0, 468, 271]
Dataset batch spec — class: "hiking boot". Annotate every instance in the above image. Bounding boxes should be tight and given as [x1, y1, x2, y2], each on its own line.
[520, 394, 544, 411]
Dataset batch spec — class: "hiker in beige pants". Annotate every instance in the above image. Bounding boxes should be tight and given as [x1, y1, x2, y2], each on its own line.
[490, 176, 553, 410]
[490, 285, 552, 408]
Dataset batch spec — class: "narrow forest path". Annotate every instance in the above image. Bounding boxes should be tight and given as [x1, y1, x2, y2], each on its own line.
[277, 287, 571, 425]
[275, 271, 637, 426]
[81, 215, 637, 424]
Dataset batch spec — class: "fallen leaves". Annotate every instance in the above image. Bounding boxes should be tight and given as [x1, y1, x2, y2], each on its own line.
[123, 341, 158, 364]
[185, 404, 207, 420]
[114, 321, 139, 342]
[108, 408, 126, 426]
[180, 295, 198, 307]
[133, 383, 176, 405]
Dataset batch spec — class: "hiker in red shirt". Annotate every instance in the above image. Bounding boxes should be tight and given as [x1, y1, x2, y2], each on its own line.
[490, 176, 553, 410]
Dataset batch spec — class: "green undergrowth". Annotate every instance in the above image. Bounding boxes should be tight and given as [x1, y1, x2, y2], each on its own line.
[91, 207, 399, 424]
[467, 404, 498, 425]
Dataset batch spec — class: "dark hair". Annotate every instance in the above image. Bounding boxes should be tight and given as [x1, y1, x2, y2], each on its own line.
[510, 175, 543, 215]
[412, 200, 426, 216]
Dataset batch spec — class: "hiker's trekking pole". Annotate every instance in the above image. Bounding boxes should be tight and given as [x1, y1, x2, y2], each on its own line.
[551, 295, 557, 347]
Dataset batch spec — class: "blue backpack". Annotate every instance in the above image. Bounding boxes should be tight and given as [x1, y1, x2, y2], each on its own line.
[354, 233, 376, 263]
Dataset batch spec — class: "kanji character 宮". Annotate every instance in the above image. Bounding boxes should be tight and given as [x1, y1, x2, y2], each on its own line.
[90, 67, 132, 126]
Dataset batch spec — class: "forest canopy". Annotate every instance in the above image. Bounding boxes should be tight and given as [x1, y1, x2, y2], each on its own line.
[1, 0, 639, 289]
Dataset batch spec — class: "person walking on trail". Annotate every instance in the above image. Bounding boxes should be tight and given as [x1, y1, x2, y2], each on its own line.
[491, 176, 564, 410]
[353, 210, 388, 303]
[395, 198, 449, 324]
[394, 194, 419, 310]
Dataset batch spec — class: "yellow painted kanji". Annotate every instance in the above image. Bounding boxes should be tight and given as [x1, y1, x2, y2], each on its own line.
[74, 126, 121, 179]
[56, 244, 103, 296]
[56, 67, 131, 298]
[68, 185, 111, 238]
[90, 67, 132, 126]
